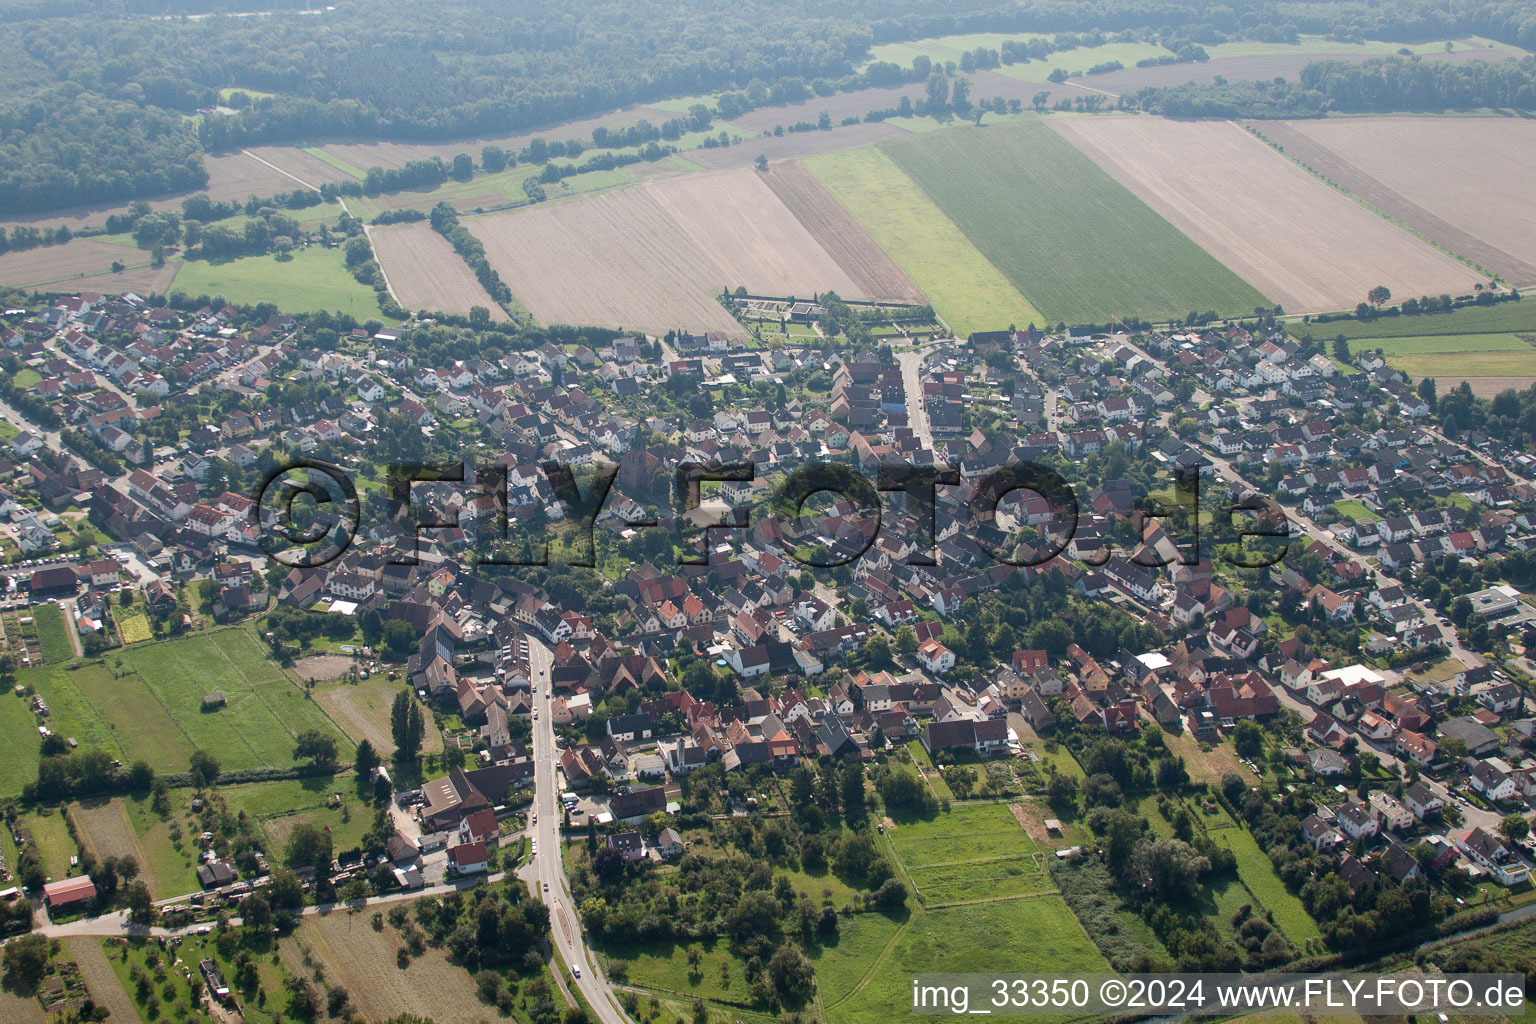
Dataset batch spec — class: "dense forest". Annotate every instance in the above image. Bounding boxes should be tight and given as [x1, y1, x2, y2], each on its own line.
[1129, 53, 1536, 116]
[2, 0, 1536, 214]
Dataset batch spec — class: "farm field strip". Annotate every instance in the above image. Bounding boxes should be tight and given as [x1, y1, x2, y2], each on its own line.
[470, 186, 744, 335]
[1048, 116, 1473, 315]
[883, 119, 1268, 324]
[1290, 301, 1536, 340]
[1386, 350, 1536, 378]
[805, 146, 1041, 338]
[64, 939, 144, 1024]
[371, 221, 507, 318]
[1351, 332, 1535, 356]
[0, 693, 41, 795]
[1261, 117, 1536, 286]
[645, 167, 871, 300]
[759, 161, 925, 304]
[0, 238, 158, 290]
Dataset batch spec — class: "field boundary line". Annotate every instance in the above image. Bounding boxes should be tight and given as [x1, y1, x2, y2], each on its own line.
[902, 852, 1049, 870]
[923, 889, 1062, 910]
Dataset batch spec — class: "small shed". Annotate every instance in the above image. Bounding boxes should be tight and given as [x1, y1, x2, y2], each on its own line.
[201, 692, 226, 710]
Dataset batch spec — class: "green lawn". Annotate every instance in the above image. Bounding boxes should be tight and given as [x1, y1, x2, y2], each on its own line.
[1292, 301, 1536, 340]
[171, 245, 394, 322]
[12, 368, 41, 388]
[301, 146, 365, 179]
[1331, 498, 1380, 523]
[216, 775, 374, 854]
[879, 120, 1268, 324]
[33, 602, 75, 663]
[804, 146, 1045, 338]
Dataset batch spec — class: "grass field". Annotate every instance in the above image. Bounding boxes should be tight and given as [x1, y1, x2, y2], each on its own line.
[218, 776, 373, 853]
[879, 120, 1268, 324]
[28, 629, 347, 775]
[171, 246, 393, 322]
[19, 806, 77, 880]
[1331, 498, 1381, 523]
[805, 147, 1043, 337]
[69, 795, 201, 899]
[886, 802, 1050, 906]
[116, 612, 151, 645]
[1356, 333, 1535, 356]
[827, 899, 1107, 1024]
[33, 602, 74, 663]
[1390, 350, 1536, 378]
[0, 690, 41, 795]
[1208, 820, 1322, 945]
[1292, 301, 1536, 340]
[313, 674, 443, 756]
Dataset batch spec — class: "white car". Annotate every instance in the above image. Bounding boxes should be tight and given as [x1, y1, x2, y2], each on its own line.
[572, 967, 581, 979]
[543, 881, 549, 892]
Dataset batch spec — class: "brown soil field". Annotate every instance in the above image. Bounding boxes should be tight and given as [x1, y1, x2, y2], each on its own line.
[65, 940, 144, 1024]
[1259, 116, 1536, 285]
[1080, 45, 1516, 96]
[281, 907, 489, 1022]
[292, 653, 356, 681]
[239, 146, 359, 189]
[1049, 115, 1475, 313]
[28, 261, 181, 299]
[0, 238, 152, 288]
[761, 161, 925, 304]
[1435, 375, 1536, 398]
[646, 167, 868, 300]
[468, 187, 746, 335]
[317, 107, 678, 172]
[683, 121, 907, 170]
[199, 150, 308, 203]
[371, 221, 507, 318]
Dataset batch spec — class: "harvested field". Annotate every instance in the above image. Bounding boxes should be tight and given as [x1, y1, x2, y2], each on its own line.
[1439, 376, 1536, 398]
[281, 906, 487, 1022]
[1258, 117, 1536, 285]
[64, 940, 142, 1024]
[238, 146, 359, 190]
[199, 150, 305, 203]
[646, 167, 868, 299]
[317, 107, 678, 172]
[682, 121, 905, 170]
[470, 188, 743, 335]
[29, 261, 180, 298]
[1049, 116, 1473, 314]
[371, 221, 507, 318]
[0, 988, 48, 1024]
[760, 161, 925, 304]
[0, 238, 150, 289]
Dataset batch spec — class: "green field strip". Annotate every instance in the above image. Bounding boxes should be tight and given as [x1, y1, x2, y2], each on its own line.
[878, 119, 1269, 325]
[804, 146, 1044, 338]
[302, 146, 366, 179]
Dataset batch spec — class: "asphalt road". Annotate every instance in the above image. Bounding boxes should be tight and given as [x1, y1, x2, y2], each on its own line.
[522, 635, 635, 1024]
